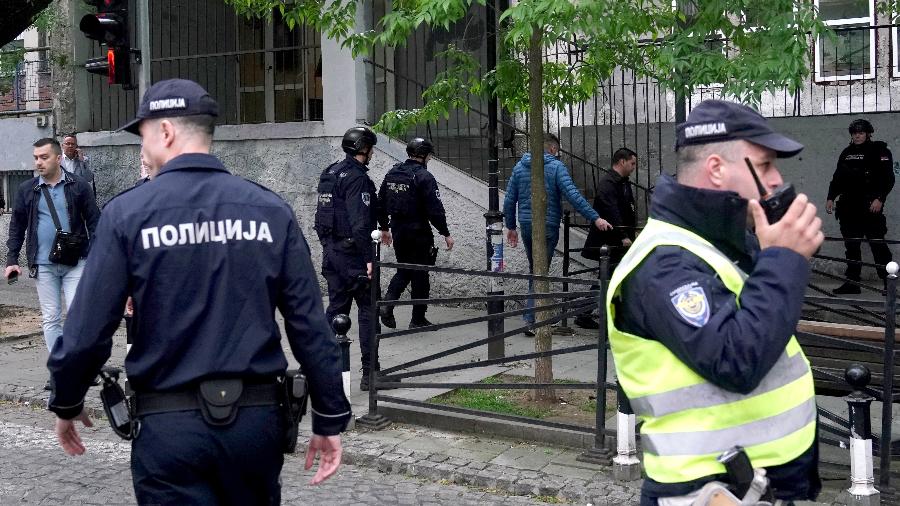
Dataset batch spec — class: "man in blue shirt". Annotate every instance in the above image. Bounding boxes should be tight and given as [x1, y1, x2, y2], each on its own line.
[5, 138, 99, 373]
[503, 133, 612, 331]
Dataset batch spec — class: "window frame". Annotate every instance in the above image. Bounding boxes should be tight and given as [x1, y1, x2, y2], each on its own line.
[814, 0, 876, 82]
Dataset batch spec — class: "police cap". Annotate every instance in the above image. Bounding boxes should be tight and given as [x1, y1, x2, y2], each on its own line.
[675, 99, 803, 158]
[848, 119, 874, 134]
[117, 79, 219, 135]
[342, 127, 378, 155]
[406, 137, 434, 158]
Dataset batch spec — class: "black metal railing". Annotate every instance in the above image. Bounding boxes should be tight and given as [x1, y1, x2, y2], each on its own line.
[0, 50, 51, 115]
[357, 235, 617, 460]
[364, 21, 900, 228]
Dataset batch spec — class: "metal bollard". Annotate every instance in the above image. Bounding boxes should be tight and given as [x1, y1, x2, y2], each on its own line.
[331, 314, 355, 430]
[612, 381, 641, 481]
[332, 315, 352, 391]
[844, 364, 880, 506]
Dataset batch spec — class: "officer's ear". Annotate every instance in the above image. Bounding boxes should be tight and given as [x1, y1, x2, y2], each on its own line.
[705, 153, 728, 189]
[159, 119, 177, 148]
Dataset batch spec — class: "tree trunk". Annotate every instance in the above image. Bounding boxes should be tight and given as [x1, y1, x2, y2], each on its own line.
[50, 0, 76, 135]
[1, 0, 54, 48]
[527, 26, 554, 403]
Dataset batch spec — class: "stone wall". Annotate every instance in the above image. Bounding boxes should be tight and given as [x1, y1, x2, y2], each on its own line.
[0, 125, 588, 306]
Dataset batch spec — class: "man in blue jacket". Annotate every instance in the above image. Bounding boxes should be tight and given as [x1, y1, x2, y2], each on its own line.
[503, 133, 612, 331]
[5, 138, 100, 364]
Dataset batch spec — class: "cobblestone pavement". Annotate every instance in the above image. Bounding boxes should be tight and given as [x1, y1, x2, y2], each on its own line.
[0, 402, 553, 506]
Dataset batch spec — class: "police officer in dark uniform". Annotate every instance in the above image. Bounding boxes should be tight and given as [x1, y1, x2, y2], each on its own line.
[826, 118, 895, 294]
[315, 126, 384, 390]
[47, 79, 351, 504]
[377, 138, 454, 330]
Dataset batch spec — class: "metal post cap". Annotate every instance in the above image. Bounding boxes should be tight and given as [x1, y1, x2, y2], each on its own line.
[845, 364, 871, 390]
[331, 314, 352, 335]
[371, 230, 382, 242]
[887, 261, 899, 277]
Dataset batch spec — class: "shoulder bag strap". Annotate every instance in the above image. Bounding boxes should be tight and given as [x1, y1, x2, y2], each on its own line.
[39, 185, 64, 232]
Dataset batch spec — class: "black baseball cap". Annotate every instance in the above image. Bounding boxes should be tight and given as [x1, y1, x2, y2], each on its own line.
[675, 99, 803, 158]
[117, 79, 219, 135]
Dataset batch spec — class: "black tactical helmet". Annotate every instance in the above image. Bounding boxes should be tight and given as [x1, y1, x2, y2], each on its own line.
[406, 137, 434, 158]
[848, 119, 874, 134]
[342, 126, 378, 155]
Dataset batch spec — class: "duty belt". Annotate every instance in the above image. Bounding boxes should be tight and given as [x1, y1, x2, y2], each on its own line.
[133, 381, 281, 425]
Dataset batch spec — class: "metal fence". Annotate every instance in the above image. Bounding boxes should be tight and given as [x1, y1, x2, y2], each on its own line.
[84, 0, 323, 131]
[364, 20, 900, 233]
[0, 50, 52, 115]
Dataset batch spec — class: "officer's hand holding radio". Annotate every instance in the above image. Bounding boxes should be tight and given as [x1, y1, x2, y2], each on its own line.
[750, 193, 823, 260]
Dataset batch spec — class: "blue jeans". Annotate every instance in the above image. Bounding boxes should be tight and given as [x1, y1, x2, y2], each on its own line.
[35, 260, 85, 352]
[520, 223, 560, 324]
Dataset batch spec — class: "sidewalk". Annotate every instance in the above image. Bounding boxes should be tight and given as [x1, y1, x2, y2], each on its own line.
[0, 278, 852, 504]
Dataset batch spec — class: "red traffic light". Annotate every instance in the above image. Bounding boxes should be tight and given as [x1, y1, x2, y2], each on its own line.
[84, 48, 130, 86]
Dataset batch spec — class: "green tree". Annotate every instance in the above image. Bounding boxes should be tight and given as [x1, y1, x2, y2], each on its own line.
[227, 0, 829, 403]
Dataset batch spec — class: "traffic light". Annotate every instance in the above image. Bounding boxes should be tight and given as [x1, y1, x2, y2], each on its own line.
[80, 0, 131, 87]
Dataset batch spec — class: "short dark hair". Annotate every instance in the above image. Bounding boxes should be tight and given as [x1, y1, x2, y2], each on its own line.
[171, 114, 216, 137]
[543, 133, 560, 152]
[612, 148, 637, 166]
[33, 138, 61, 155]
[62, 133, 79, 141]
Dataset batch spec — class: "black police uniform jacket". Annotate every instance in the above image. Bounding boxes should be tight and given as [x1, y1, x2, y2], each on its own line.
[614, 176, 820, 504]
[827, 140, 894, 216]
[377, 159, 450, 236]
[6, 170, 100, 269]
[315, 155, 382, 264]
[48, 154, 351, 435]
[582, 169, 636, 261]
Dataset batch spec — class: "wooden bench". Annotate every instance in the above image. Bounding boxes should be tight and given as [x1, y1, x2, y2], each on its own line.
[796, 320, 899, 398]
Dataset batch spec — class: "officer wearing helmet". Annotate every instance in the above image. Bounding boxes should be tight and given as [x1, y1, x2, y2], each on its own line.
[315, 126, 385, 388]
[826, 118, 895, 294]
[377, 138, 454, 330]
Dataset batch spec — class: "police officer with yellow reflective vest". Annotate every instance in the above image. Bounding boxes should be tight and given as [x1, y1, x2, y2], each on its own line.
[826, 118, 894, 294]
[47, 79, 351, 504]
[607, 100, 823, 505]
[315, 126, 386, 391]
[378, 138, 454, 330]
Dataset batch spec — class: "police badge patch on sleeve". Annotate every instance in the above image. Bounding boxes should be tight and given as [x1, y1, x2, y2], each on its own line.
[669, 282, 710, 327]
[361, 192, 371, 206]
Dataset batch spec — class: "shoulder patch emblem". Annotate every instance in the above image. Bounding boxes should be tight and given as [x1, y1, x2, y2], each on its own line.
[361, 192, 371, 206]
[669, 282, 710, 328]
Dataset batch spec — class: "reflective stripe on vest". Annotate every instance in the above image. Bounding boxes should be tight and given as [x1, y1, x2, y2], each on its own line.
[607, 217, 816, 483]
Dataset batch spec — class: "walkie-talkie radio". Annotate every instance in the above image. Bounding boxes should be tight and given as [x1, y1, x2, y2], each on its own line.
[744, 157, 796, 224]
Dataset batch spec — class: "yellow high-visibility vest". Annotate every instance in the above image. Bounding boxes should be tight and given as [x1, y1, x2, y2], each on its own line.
[607, 218, 816, 483]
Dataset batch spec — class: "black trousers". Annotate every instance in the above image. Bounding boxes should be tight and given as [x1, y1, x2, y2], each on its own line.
[131, 406, 283, 505]
[322, 241, 375, 371]
[838, 209, 892, 281]
[385, 231, 435, 321]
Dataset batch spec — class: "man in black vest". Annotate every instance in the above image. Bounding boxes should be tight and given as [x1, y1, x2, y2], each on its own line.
[377, 138, 454, 331]
[826, 119, 895, 294]
[315, 127, 383, 390]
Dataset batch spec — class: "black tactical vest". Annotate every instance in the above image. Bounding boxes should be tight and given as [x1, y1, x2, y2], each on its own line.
[383, 164, 418, 218]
